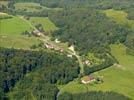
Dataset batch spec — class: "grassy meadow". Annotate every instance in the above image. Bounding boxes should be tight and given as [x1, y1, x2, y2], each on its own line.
[58, 44, 134, 99]
[0, 14, 40, 49]
[0, 35, 40, 49]
[0, 15, 33, 35]
[14, 3, 42, 12]
[30, 17, 58, 32]
[103, 9, 134, 30]
[14, 2, 62, 12]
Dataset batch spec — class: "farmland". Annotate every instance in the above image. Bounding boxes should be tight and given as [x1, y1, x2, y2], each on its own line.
[30, 17, 58, 33]
[58, 44, 134, 99]
[103, 9, 134, 30]
[0, 13, 40, 49]
[0, 15, 33, 35]
[0, 0, 134, 99]
[14, 2, 62, 12]
[14, 3, 42, 12]
[0, 35, 40, 49]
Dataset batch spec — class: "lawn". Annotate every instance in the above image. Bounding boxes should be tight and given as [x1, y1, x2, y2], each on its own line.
[102, 9, 134, 30]
[30, 17, 58, 32]
[0, 16, 33, 35]
[58, 44, 134, 99]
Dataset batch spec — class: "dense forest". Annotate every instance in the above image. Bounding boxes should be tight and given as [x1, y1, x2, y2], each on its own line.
[0, 48, 79, 99]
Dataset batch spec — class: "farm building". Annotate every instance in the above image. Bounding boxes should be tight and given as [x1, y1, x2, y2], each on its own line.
[55, 39, 61, 43]
[67, 54, 73, 58]
[32, 30, 42, 37]
[83, 60, 91, 65]
[45, 43, 54, 49]
[81, 75, 95, 84]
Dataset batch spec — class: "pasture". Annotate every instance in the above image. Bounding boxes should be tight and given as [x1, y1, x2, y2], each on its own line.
[14, 3, 42, 12]
[103, 9, 134, 30]
[0, 15, 33, 35]
[30, 17, 58, 32]
[14, 2, 62, 12]
[0, 35, 40, 49]
[58, 44, 134, 99]
[0, 14, 40, 49]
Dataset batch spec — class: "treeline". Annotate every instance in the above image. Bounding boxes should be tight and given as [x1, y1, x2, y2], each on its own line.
[50, 9, 130, 55]
[58, 91, 131, 100]
[84, 54, 118, 75]
[0, 48, 79, 99]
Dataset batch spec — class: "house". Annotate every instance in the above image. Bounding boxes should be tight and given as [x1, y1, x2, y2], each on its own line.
[68, 45, 75, 51]
[83, 60, 91, 65]
[81, 75, 95, 84]
[67, 54, 73, 58]
[55, 39, 61, 43]
[59, 48, 64, 52]
[32, 30, 42, 37]
[45, 43, 54, 49]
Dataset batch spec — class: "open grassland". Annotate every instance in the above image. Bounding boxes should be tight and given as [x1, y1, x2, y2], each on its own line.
[0, 35, 40, 49]
[0, 15, 33, 35]
[14, 2, 62, 12]
[30, 17, 58, 32]
[14, 3, 42, 12]
[103, 9, 134, 30]
[58, 44, 134, 99]
[0, 14, 40, 49]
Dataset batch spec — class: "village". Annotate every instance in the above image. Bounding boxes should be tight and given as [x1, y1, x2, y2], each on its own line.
[27, 24, 103, 85]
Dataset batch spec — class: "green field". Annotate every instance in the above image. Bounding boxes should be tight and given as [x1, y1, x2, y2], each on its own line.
[14, 3, 42, 12]
[58, 44, 134, 99]
[30, 17, 58, 32]
[0, 35, 40, 49]
[0, 15, 33, 35]
[103, 9, 134, 30]
[0, 14, 40, 49]
[14, 2, 62, 12]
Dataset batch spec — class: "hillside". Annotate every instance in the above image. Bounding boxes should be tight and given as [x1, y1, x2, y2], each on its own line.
[0, 0, 134, 100]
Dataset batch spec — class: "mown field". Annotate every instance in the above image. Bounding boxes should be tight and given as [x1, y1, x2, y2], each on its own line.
[58, 44, 134, 99]
[0, 15, 33, 35]
[0, 35, 40, 49]
[30, 17, 58, 32]
[0, 13, 40, 49]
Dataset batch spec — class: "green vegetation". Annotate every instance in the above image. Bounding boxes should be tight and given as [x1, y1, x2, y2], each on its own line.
[30, 17, 58, 32]
[87, 53, 102, 65]
[58, 44, 134, 99]
[103, 9, 134, 30]
[0, 16, 33, 35]
[14, 3, 42, 12]
[0, 0, 134, 100]
[0, 35, 39, 49]
[0, 48, 79, 99]
[59, 91, 130, 100]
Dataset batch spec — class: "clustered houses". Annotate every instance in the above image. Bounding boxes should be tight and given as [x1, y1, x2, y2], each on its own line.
[81, 75, 96, 84]
[44, 43, 64, 53]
